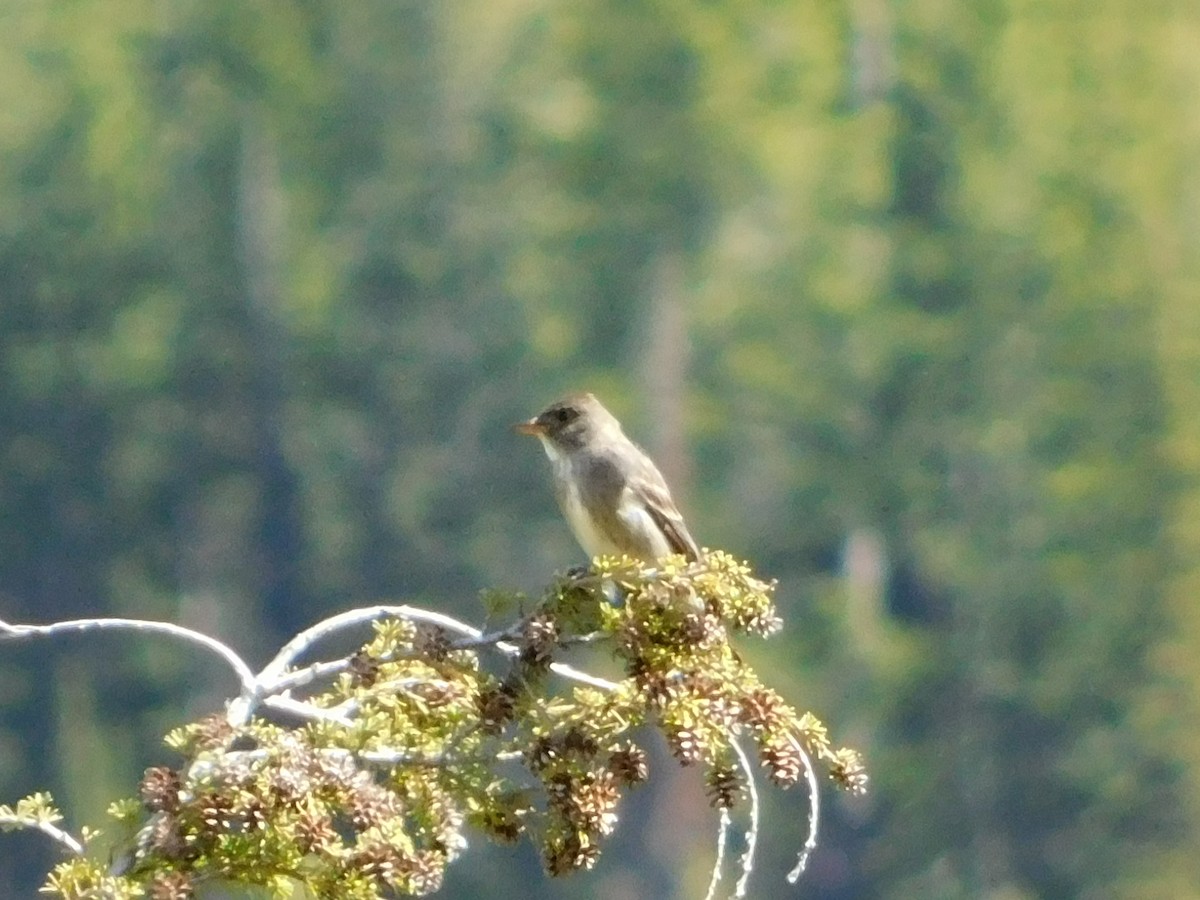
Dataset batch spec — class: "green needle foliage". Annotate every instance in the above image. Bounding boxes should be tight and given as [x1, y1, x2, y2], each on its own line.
[34, 554, 865, 899]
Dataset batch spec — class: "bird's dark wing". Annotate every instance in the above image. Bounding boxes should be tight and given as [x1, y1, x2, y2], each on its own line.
[629, 475, 701, 562]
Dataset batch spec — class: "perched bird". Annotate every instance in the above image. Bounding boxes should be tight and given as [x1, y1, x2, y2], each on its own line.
[515, 393, 701, 563]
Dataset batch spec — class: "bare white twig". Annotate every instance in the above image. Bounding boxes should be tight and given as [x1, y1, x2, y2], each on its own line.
[785, 734, 820, 885]
[257, 672, 464, 726]
[0, 605, 616, 735]
[730, 737, 760, 899]
[0, 617, 255, 695]
[257, 605, 492, 685]
[358, 747, 524, 766]
[224, 605, 487, 726]
[544, 661, 619, 691]
[261, 694, 355, 725]
[186, 744, 525, 787]
[451, 624, 523, 648]
[266, 628, 607, 699]
[0, 812, 84, 856]
[703, 808, 731, 900]
[245, 604, 617, 727]
[258, 606, 498, 677]
[265, 657, 357, 694]
[266, 631, 577, 697]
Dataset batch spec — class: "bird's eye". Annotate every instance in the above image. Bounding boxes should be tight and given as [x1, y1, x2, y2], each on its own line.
[554, 407, 577, 424]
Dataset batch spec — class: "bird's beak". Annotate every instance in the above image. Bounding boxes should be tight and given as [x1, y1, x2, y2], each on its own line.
[513, 418, 544, 437]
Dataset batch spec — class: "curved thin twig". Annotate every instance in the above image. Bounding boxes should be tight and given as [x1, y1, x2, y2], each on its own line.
[730, 738, 760, 899]
[703, 808, 731, 900]
[261, 694, 355, 725]
[188, 745, 526, 780]
[0, 813, 84, 856]
[251, 604, 619, 718]
[544, 660, 619, 691]
[358, 747, 525, 766]
[785, 734, 820, 885]
[0, 617, 255, 695]
[265, 629, 606, 698]
[258, 605, 488, 685]
[265, 657, 357, 694]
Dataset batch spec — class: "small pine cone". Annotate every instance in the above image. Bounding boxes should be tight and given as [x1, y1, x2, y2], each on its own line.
[149, 871, 193, 900]
[737, 686, 786, 732]
[571, 771, 619, 836]
[269, 764, 313, 807]
[626, 655, 650, 686]
[476, 683, 517, 733]
[700, 692, 742, 732]
[666, 726, 705, 767]
[191, 714, 235, 751]
[396, 849, 447, 895]
[544, 771, 574, 813]
[308, 748, 357, 792]
[478, 804, 525, 843]
[196, 791, 236, 833]
[527, 735, 561, 772]
[829, 747, 869, 795]
[146, 811, 189, 860]
[678, 612, 724, 647]
[243, 797, 270, 832]
[544, 832, 600, 876]
[353, 840, 401, 883]
[412, 679, 462, 707]
[424, 790, 466, 858]
[705, 765, 744, 809]
[608, 743, 649, 787]
[628, 657, 672, 706]
[295, 806, 339, 855]
[614, 620, 645, 657]
[349, 778, 402, 831]
[760, 737, 804, 787]
[561, 726, 599, 759]
[677, 613, 706, 645]
[414, 624, 453, 662]
[688, 674, 739, 730]
[348, 650, 382, 687]
[520, 613, 560, 668]
[139, 767, 182, 813]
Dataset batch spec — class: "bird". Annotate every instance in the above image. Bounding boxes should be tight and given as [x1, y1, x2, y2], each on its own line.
[515, 393, 701, 563]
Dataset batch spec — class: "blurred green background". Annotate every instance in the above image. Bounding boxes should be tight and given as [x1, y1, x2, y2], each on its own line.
[2, 1, 1199, 897]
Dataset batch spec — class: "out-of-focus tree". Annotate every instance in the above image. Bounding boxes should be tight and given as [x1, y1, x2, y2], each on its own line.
[685, 0, 1199, 897]
[2, 0, 1200, 897]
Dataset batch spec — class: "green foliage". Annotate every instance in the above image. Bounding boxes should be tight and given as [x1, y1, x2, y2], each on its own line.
[1, 0, 1198, 897]
[0, 793, 66, 833]
[39, 558, 862, 898]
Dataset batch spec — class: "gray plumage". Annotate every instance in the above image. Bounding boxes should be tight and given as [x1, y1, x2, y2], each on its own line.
[516, 393, 701, 563]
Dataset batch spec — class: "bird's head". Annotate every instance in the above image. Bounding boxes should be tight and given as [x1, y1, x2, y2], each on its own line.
[514, 393, 621, 452]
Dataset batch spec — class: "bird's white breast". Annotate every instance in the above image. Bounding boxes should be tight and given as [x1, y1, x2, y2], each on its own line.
[538, 436, 621, 558]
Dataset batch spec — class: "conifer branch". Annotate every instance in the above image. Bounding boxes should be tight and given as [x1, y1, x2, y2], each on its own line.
[1, 554, 863, 899]
[0, 795, 84, 857]
[4, 816, 85, 857]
